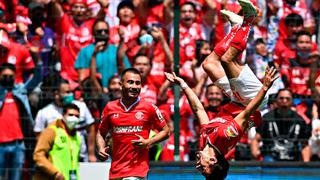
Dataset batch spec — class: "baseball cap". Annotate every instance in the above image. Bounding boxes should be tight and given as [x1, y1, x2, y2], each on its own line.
[0, 30, 10, 48]
[70, 0, 88, 6]
[15, 6, 32, 25]
[117, 0, 135, 13]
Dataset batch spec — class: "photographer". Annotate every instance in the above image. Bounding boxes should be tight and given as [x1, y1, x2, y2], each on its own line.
[251, 89, 311, 161]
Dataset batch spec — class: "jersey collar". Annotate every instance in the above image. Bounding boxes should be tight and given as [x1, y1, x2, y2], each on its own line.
[120, 97, 140, 112]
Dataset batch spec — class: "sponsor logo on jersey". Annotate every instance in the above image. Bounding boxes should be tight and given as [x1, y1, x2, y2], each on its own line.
[135, 112, 144, 120]
[113, 126, 143, 133]
[209, 117, 226, 124]
[224, 125, 238, 139]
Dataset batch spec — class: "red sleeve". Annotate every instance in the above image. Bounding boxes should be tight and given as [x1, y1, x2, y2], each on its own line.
[149, 104, 167, 131]
[99, 104, 110, 137]
[56, 13, 69, 35]
[21, 47, 34, 71]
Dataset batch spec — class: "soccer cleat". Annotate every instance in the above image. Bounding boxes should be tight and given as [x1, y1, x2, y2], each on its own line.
[220, 9, 243, 27]
[238, 0, 257, 25]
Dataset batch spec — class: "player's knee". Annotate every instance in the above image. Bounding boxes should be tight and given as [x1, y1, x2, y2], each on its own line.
[202, 54, 219, 73]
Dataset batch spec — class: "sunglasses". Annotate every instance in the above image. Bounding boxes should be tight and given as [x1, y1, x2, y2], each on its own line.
[95, 29, 109, 34]
[1, 75, 14, 79]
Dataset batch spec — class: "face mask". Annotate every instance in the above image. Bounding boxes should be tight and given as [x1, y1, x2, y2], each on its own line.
[62, 93, 74, 105]
[297, 50, 311, 59]
[63, 115, 80, 130]
[95, 35, 109, 44]
[139, 34, 153, 45]
[0, 76, 15, 90]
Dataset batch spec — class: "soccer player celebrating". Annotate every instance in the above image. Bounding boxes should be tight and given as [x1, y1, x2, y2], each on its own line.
[97, 68, 170, 179]
[165, 0, 278, 179]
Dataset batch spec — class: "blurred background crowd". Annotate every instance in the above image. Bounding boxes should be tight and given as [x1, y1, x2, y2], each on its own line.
[1, 0, 320, 178]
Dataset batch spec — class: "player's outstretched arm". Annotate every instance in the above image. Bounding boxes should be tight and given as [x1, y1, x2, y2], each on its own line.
[164, 72, 210, 125]
[234, 66, 278, 130]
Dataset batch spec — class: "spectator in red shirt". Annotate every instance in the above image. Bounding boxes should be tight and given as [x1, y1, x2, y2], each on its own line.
[108, 0, 141, 61]
[0, 60, 42, 180]
[132, 53, 158, 105]
[0, 29, 34, 83]
[96, 68, 169, 179]
[50, 0, 103, 87]
[273, 13, 304, 68]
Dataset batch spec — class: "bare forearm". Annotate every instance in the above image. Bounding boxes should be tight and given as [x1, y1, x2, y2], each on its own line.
[243, 87, 268, 119]
[90, 55, 102, 93]
[160, 37, 173, 70]
[87, 125, 96, 157]
[180, 82, 209, 125]
[148, 125, 170, 146]
[116, 41, 126, 74]
[96, 130, 106, 150]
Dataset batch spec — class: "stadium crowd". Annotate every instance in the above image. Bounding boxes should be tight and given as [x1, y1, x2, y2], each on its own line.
[1, 0, 320, 179]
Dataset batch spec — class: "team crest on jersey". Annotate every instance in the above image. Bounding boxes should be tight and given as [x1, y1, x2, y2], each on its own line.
[224, 126, 238, 139]
[113, 113, 119, 118]
[135, 112, 144, 120]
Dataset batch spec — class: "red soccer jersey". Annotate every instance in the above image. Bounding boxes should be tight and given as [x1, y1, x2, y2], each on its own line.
[200, 103, 261, 155]
[170, 22, 204, 65]
[0, 93, 23, 143]
[56, 14, 94, 81]
[140, 82, 158, 105]
[0, 42, 34, 83]
[99, 98, 166, 179]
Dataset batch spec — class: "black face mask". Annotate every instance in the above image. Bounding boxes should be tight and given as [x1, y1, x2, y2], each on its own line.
[0, 75, 15, 90]
[95, 35, 109, 44]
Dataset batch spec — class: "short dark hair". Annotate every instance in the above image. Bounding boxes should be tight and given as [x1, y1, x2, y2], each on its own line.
[133, 53, 152, 67]
[284, 13, 303, 27]
[205, 84, 222, 95]
[121, 68, 141, 81]
[255, 38, 265, 46]
[0, 63, 16, 73]
[63, 103, 80, 115]
[275, 88, 293, 99]
[206, 153, 230, 180]
[117, 0, 135, 15]
[181, 1, 196, 12]
[108, 75, 120, 86]
[296, 30, 312, 40]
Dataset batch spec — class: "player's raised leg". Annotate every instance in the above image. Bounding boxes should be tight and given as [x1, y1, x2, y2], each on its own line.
[202, 10, 243, 97]
[219, 0, 258, 79]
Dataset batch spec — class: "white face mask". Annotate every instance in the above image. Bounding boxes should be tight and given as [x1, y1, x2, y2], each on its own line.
[63, 115, 80, 130]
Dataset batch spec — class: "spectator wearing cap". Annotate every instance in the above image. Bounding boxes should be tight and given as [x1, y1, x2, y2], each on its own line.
[0, 29, 35, 84]
[49, 0, 104, 89]
[75, 19, 130, 92]
[0, 59, 42, 180]
[14, 5, 32, 45]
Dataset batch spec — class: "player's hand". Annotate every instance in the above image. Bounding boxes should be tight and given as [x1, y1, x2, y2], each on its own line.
[262, 66, 278, 91]
[98, 146, 110, 161]
[131, 134, 150, 149]
[164, 72, 185, 86]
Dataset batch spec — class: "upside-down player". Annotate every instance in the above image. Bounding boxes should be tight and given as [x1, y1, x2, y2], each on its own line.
[165, 0, 277, 179]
